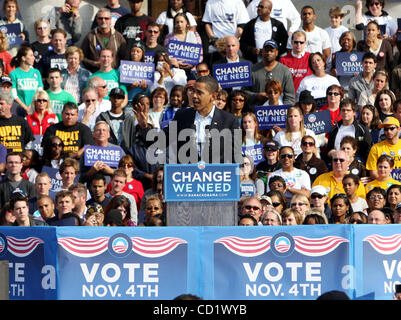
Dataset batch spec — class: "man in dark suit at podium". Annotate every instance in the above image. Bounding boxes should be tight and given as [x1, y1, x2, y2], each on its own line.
[165, 76, 242, 164]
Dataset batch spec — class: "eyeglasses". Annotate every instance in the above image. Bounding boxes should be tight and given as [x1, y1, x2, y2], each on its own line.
[232, 98, 245, 102]
[271, 202, 281, 207]
[293, 41, 305, 44]
[51, 142, 62, 147]
[368, 195, 384, 200]
[36, 99, 48, 103]
[384, 126, 398, 131]
[302, 141, 314, 147]
[291, 202, 306, 207]
[244, 205, 261, 211]
[333, 158, 346, 163]
[280, 154, 293, 159]
[147, 30, 159, 34]
[311, 194, 324, 199]
[85, 99, 96, 103]
[327, 92, 341, 96]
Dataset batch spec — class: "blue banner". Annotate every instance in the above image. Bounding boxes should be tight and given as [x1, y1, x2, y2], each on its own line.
[242, 144, 264, 165]
[202, 225, 352, 300]
[56, 227, 199, 300]
[0, 227, 58, 300]
[164, 163, 240, 202]
[213, 62, 252, 89]
[41, 166, 79, 193]
[84, 145, 123, 168]
[255, 105, 289, 130]
[335, 52, 364, 77]
[303, 110, 332, 134]
[167, 40, 202, 65]
[0, 23, 23, 47]
[2, 225, 401, 300]
[119, 60, 154, 85]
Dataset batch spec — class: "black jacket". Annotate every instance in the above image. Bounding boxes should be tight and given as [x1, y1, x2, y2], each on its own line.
[326, 119, 372, 163]
[240, 17, 288, 63]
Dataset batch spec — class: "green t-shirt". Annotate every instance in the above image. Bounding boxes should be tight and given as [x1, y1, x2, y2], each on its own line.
[10, 67, 43, 106]
[46, 89, 77, 121]
[88, 69, 127, 100]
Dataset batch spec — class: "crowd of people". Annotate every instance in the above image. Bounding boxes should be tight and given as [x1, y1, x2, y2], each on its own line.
[0, 0, 401, 228]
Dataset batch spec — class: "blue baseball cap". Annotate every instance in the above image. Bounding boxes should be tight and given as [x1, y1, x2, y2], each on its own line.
[263, 40, 278, 49]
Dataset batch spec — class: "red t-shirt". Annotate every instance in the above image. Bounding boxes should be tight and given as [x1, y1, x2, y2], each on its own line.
[279, 51, 313, 92]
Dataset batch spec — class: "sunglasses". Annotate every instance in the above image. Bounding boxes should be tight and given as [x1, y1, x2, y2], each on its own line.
[368, 195, 384, 200]
[327, 92, 341, 96]
[51, 142, 62, 147]
[291, 202, 306, 207]
[384, 126, 398, 131]
[280, 154, 294, 159]
[333, 158, 346, 163]
[36, 99, 48, 103]
[85, 99, 96, 103]
[293, 41, 305, 44]
[349, 218, 364, 224]
[147, 30, 159, 33]
[311, 194, 324, 199]
[369, 2, 381, 6]
[302, 141, 314, 147]
[271, 202, 281, 207]
[244, 205, 261, 211]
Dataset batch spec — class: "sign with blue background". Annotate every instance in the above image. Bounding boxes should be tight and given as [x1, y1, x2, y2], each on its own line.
[242, 144, 264, 165]
[335, 52, 364, 77]
[84, 145, 123, 168]
[2, 225, 401, 300]
[119, 60, 154, 85]
[164, 163, 240, 202]
[0, 23, 23, 47]
[255, 105, 289, 130]
[167, 40, 202, 65]
[304, 110, 332, 135]
[213, 62, 252, 89]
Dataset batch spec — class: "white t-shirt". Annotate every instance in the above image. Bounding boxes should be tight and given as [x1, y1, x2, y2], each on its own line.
[203, 0, 249, 39]
[156, 10, 197, 35]
[273, 129, 319, 157]
[287, 26, 331, 55]
[325, 25, 349, 54]
[334, 124, 356, 151]
[296, 74, 340, 100]
[254, 18, 272, 49]
[78, 100, 111, 131]
[247, 0, 301, 33]
[266, 167, 311, 201]
[361, 14, 397, 38]
[351, 197, 368, 213]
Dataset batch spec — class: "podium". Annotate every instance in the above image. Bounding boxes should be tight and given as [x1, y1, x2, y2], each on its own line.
[164, 163, 240, 226]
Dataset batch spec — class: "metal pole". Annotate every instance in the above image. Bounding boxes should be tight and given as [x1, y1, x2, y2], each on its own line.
[0, 260, 9, 300]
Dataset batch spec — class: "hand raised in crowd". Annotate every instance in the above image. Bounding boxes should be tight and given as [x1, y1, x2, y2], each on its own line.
[133, 101, 148, 129]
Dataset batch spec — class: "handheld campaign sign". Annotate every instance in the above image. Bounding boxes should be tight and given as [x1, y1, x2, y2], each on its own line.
[42, 166, 79, 193]
[303, 110, 332, 135]
[213, 62, 252, 89]
[255, 105, 289, 130]
[84, 145, 123, 168]
[164, 163, 240, 202]
[119, 60, 154, 85]
[335, 52, 364, 77]
[167, 40, 202, 65]
[0, 23, 23, 47]
[242, 144, 264, 165]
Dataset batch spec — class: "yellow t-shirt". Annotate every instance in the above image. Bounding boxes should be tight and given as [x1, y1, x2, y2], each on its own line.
[366, 140, 401, 171]
[365, 178, 401, 193]
[313, 171, 366, 201]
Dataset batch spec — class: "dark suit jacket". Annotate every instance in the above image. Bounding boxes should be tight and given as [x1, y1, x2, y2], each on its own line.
[165, 107, 241, 164]
[240, 17, 288, 63]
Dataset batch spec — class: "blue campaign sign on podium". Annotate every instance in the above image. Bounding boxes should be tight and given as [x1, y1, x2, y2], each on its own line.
[354, 225, 401, 300]
[201, 225, 352, 300]
[164, 163, 240, 202]
[56, 227, 199, 300]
